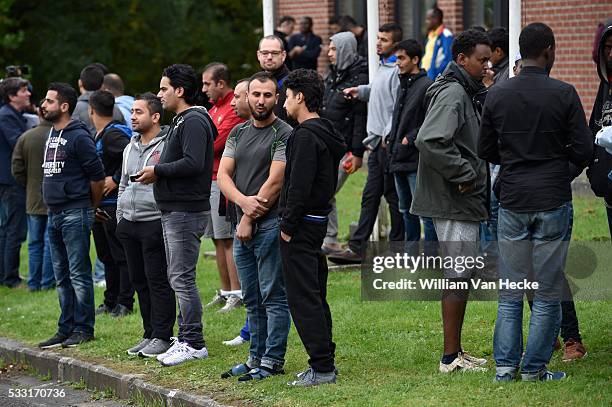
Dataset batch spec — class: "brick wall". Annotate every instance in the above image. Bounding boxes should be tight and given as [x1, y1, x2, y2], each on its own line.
[437, 0, 464, 33]
[522, 0, 610, 119]
[275, 0, 335, 73]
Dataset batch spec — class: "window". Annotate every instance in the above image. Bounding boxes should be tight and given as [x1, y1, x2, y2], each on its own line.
[396, 0, 444, 41]
[464, 0, 508, 30]
[335, 0, 367, 26]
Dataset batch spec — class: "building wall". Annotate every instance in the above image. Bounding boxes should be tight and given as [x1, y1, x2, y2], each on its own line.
[275, 0, 610, 115]
[522, 0, 610, 118]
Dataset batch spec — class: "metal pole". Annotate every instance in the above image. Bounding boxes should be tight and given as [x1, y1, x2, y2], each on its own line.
[508, 0, 521, 78]
[263, 0, 274, 37]
[366, 0, 380, 82]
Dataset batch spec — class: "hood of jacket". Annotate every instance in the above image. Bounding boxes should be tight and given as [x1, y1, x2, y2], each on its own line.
[330, 32, 359, 71]
[597, 24, 612, 84]
[60, 119, 91, 135]
[299, 117, 346, 161]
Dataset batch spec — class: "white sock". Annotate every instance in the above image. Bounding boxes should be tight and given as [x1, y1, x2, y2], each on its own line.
[220, 290, 230, 297]
[227, 290, 242, 299]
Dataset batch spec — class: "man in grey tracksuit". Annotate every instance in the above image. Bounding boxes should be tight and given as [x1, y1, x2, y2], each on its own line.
[115, 93, 176, 358]
[328, 23, 405, 263]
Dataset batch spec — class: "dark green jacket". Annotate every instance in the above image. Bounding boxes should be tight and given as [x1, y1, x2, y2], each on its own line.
[12, 121, 52, 215]
[411, 62, 489, 222]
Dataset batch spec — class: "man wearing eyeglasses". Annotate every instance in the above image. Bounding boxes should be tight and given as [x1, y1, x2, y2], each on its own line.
[257, 35, 294, 125]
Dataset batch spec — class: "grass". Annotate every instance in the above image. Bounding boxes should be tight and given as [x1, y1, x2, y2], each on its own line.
[0, 169, 610, 406]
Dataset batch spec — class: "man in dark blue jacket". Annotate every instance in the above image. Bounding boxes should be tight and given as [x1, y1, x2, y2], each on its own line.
[38, 82, 105, 349]
[88, 90, 135, 318]
[0, 77, 31, 287]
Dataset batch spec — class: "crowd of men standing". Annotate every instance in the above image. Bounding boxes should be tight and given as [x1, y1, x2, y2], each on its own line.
[0, 5, 610, 386]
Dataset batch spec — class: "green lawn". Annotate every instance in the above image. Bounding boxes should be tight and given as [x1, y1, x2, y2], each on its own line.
[0, 169, 610, 406]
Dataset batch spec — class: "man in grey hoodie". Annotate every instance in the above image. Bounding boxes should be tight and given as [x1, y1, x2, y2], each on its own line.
[329, 23, 405, 264]
[320, 31, 368, 254]
[115, 93, 176, 359]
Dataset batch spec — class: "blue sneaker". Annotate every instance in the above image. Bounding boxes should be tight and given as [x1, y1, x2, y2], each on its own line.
[522, 370, 566, 382]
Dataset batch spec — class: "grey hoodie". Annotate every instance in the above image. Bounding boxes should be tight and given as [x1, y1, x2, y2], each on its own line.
[330, 32, 359, 71]
[116, 127, 168, 223]
[356, 55, 400, 140]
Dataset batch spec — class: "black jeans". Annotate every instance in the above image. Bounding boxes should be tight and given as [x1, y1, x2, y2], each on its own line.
[0, 184, 27, 287]
[280, 221, 335, 373]
[116, 219, 175, 341]
[92, 205, 134, 310]
[349, 146, 404, 255]
[607, 206, 612, 240]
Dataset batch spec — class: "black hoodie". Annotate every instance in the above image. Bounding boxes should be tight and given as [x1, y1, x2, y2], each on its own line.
[587, 24, 612, 204]
[279, 117, 346, 236]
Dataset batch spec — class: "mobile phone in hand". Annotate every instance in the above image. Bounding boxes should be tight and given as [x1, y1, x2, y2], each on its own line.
[129, 174, 139, 182]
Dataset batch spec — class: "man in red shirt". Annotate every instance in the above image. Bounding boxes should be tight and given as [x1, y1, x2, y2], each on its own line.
[202, 63, 245, 313]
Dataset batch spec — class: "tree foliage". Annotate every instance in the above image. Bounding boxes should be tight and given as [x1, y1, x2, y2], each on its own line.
[2, 0, 262, 99]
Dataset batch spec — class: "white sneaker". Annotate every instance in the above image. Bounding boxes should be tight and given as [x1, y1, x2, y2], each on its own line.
[460, 351, 487, 366]
[156, 337, 179, 362]
[222, 335, 248, 346]
[218, 295, 242, 314]
[159, 342, 208, 366]
[439, 354, 487, 373]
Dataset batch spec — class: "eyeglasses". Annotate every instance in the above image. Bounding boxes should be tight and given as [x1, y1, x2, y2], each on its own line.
[258, 50, 283, 57]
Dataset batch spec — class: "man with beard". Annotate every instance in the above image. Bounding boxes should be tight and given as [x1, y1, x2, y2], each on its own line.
[137, 64, 216, 367]
[319, 31, 368, 255]
[38, 82, 105, 349]
[280, 69, 346, 387]
[257, 35, 294, 125]
[116, 93, 176, 359]
[218, 71, 292, 381]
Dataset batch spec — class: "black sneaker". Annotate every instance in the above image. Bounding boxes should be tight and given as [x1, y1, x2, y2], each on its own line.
[95, 303, 113, 315]
[39, 333, 69, 349]
[61, 332, 94, 348]
[110, 304, 133, 318]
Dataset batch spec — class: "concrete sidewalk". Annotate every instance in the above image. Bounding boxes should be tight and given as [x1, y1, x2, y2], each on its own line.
[0, 338, 225, 407]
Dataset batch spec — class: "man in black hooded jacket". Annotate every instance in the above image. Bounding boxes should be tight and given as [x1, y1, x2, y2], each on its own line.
[587, 23, 612, 238]
[280, 69, 346, 387]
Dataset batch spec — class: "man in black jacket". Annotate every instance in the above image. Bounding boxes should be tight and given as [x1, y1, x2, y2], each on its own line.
[88, 90, 135, 318]
[257, 35, 294, 125]
[287, 17, 322, 71]
[280, 69, 346, 387]
[387, 39, 437, 247]
[320, 31, 368, 254]
[138, 64, 216, 367]
[587, 23, 612, 238]
[479, 23, 592, 382]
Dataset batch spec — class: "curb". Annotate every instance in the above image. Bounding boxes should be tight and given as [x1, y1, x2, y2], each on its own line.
[0, 337, 226, 407]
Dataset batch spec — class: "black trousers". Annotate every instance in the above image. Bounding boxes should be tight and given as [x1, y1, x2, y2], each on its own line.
[92, 205, 134, 309]
[349, 146, 404, 255]
[281, 221, 336, 373]
[116, 218, 175, 341]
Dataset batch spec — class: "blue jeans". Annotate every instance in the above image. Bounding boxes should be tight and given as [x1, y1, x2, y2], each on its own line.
[494, 202, 572, 377]
[233, 217, 290, 370]
[27, 214, 55, 290]
[394, 171, 438, 242]
[0, 184, 27, 287]
[48, 208, 95, 336]
[240, 317, 250, 341]
[93, 258, 105, 283]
